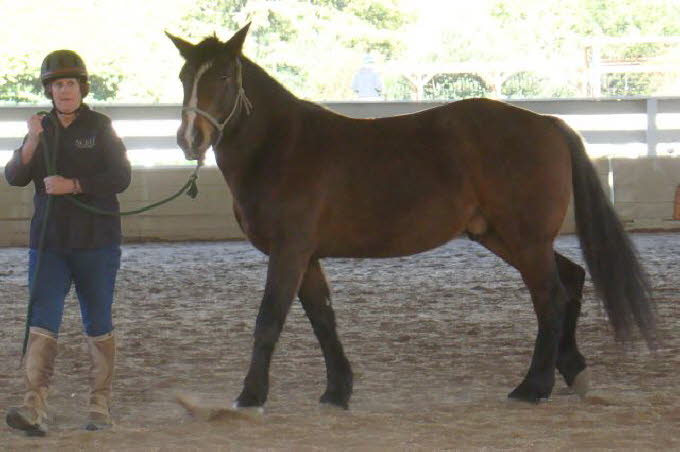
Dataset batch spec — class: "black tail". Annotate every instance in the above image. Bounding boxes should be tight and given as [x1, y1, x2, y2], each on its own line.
[552, 118, 657, 347]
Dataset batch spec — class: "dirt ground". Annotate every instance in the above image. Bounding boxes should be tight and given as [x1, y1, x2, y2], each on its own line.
[1, 233, 679, 451]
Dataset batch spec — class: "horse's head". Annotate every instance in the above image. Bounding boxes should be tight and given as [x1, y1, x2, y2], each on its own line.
[166, 23, 252, 162]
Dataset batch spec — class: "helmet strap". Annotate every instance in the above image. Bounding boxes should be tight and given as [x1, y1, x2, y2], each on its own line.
[53, 100, 82, 116]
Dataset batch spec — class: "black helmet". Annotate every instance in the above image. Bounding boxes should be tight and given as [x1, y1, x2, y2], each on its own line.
[40, 50, 89, 98]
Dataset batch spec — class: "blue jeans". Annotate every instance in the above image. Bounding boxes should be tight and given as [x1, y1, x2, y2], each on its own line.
[28, 246, 121, 337]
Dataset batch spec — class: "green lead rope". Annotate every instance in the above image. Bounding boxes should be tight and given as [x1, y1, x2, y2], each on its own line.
[63, 167, 200, 216]
[20, 111, 201, 359]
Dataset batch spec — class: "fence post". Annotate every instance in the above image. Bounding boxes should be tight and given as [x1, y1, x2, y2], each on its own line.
[607, 156, 615, 204]
[647, 98, 658, 157]
[586, 43, 602, 97]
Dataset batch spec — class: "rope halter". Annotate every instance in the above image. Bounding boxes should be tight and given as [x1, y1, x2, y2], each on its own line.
[181, 58, 253, 148]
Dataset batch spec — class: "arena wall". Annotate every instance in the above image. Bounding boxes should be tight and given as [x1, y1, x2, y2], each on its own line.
[1, 158, 680, 247]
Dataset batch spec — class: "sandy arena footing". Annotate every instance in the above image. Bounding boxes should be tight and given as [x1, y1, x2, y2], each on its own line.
[1, 233, 679, 450]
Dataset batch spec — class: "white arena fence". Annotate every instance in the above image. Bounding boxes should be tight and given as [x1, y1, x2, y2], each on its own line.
[1, 98, 680, 245]
[1, 98, 680, 160]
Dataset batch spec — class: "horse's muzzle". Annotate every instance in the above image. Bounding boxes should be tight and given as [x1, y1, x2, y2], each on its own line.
[176, 127, 206, 161]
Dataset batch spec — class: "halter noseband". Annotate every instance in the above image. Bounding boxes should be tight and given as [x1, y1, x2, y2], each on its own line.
[181, 58, 253, 147]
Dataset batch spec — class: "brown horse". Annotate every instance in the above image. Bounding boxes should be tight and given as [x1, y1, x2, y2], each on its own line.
[166, 24, 656, 409]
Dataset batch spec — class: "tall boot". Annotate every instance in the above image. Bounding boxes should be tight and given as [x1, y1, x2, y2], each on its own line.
[85, 332, 115, 431]
[6, 327, 58, 436]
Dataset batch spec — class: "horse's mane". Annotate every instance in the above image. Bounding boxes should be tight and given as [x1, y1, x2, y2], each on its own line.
[193, 35, 310, 110]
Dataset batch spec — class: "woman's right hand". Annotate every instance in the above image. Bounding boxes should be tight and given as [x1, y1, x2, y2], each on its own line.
[20, 114, 45, 164]
[27, 114, 44, 140]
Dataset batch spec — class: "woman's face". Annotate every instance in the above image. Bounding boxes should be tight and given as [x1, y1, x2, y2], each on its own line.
[50, 78, 82, 113]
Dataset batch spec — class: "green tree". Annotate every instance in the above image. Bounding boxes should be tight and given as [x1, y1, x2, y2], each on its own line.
[179, 0, 413, 100]
[501, 72, 547, 99]
[88, 73, 124, 102]
[349, 0, 409, 30]
[2, 0, 680, 103]
[0, 55, 42, 103]
[423, 73, 492, 100]
[310, 0, 349, 10]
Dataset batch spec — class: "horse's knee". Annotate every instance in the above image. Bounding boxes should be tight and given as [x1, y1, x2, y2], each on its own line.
[253, 319, 283, 350]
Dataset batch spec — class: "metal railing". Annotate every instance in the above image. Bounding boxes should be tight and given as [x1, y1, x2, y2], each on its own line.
[1, 97, 680, 157]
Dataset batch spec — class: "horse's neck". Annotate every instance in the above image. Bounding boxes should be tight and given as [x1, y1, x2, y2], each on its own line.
[216, 61, 300, 196]
[244, 60, 299, 110]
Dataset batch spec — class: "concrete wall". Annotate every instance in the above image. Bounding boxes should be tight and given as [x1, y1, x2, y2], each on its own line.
[1, 158, 679, 247]
[1, 167, 245, 247]
[117, 168, 244, 242]
[613, 157, 680, 230]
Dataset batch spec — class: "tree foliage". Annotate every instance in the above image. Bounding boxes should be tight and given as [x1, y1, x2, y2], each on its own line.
[1, 0, 680, 104]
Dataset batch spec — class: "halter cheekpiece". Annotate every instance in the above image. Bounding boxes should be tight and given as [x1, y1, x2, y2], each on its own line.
[181, 57, 253, 147]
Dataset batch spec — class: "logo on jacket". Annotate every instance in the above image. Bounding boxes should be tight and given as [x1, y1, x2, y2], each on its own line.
[75, 136, 96, 149]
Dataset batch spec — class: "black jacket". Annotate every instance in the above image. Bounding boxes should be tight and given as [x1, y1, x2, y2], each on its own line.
[4, 105, 131, 249]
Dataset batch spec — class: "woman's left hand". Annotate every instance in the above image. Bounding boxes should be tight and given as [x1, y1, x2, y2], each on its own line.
[44, 176, 77, 195]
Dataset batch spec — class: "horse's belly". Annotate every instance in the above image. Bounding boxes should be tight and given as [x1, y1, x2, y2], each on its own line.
[318, 203, 472, 258]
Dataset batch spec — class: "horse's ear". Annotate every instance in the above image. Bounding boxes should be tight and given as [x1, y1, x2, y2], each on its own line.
[165, 31, 193, 59]
[225, 22, 251, 54]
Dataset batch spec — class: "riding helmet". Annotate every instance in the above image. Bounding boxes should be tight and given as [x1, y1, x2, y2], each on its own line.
[40, 50, 89, 98]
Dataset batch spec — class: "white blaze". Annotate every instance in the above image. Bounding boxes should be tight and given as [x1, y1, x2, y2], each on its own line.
[184, 61, 213, 149]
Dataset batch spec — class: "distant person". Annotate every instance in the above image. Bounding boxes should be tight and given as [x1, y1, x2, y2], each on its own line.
[351, 54, 384, 100]
[4, 49, 131, 435]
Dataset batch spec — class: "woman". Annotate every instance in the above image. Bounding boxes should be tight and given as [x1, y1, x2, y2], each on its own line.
[4, 50, 131, 435]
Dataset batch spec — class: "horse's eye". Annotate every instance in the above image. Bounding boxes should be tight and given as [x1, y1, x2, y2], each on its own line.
[221, 76, 232, 81]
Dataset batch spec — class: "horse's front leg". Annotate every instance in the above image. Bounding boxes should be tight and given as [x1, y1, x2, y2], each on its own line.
[234, 245, 311, 409]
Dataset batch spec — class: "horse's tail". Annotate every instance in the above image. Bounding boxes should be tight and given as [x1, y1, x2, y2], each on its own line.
[551, 117, 657, 348]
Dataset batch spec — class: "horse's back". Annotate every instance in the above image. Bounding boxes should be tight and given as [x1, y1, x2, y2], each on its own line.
[315, 96, 570, 209]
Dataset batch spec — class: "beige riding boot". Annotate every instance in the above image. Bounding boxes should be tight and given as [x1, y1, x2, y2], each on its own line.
[84, 332, 116, 431]
[6, 327, 58, 436]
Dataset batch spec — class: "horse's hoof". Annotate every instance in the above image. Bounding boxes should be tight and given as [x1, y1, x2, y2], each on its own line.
[507, 391, 544, 404]
[508, 381, 551, 403]
[84, 420, 113, 431]
[319, 392, 349, 410]
[233, 390, 266, 410]
[231, 402, 264, 417]
[6, 407, 48, 437]
[569, 368, 590, 398]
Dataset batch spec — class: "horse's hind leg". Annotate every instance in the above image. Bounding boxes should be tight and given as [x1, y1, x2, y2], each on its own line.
[470, 232, 567, 402]
[298, 259, 353, 409]
[510, 246, 569, 402]
[554, 252, 588, 395]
